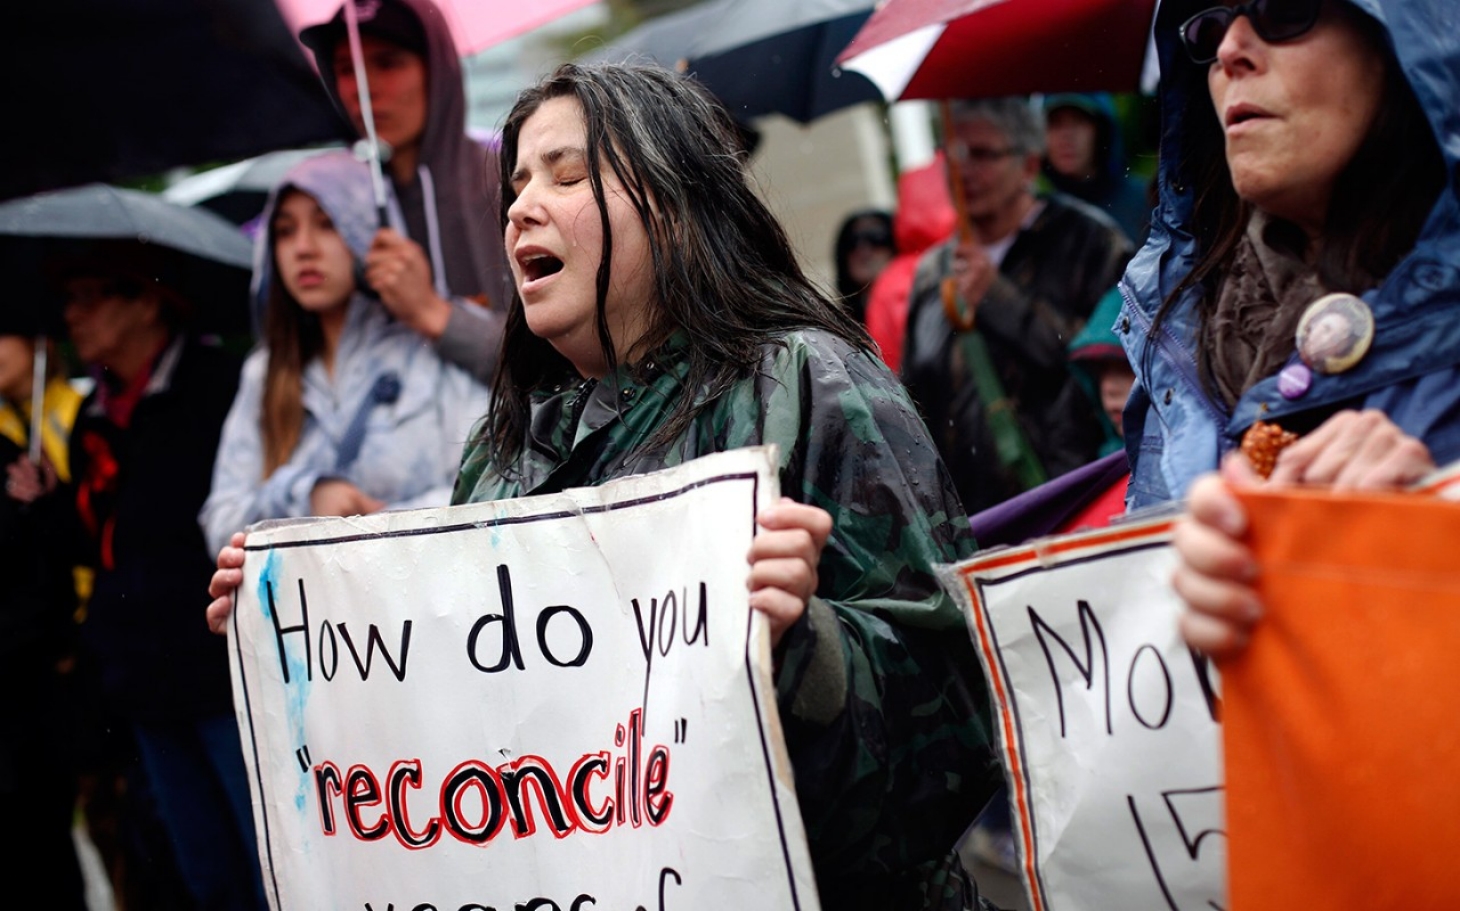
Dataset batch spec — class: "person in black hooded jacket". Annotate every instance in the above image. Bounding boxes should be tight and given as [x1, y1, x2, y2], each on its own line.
[299, 0, 512, 383]
[1041, 92, 1152, 245]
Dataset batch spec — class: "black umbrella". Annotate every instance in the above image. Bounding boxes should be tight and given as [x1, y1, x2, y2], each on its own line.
[162, 147, 340, 226]
[6, 0, 352, 203]
[583, 0, 883, 124]
[0, 184, 257, 340]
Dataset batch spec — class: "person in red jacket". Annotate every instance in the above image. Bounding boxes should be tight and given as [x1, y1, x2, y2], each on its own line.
[864, 153, 955, 374]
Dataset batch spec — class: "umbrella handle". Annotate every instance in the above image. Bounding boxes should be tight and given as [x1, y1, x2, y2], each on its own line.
[941, 276, 976, 333]
[938, 102, 977, 332]
[938, 101, 976, 246]
[29, 338, 45, 463]
[343, 0, 391, 218]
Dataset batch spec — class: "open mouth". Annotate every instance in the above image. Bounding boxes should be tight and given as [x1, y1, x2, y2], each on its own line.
[520, 253, 565, 283]
[1226, 105, 1269, 128]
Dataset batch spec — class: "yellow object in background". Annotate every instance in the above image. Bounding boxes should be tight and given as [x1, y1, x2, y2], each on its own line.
[0, 376, 83, 481]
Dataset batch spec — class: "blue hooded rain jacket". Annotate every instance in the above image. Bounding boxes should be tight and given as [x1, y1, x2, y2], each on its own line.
[1118, 0, 1460, 509]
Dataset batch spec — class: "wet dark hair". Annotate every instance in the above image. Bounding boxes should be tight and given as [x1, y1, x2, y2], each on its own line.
[483, 62, 870, 474]
[1158, 0, 1444, 332]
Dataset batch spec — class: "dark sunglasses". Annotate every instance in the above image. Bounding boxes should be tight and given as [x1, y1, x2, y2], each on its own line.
[1178, 0, 1324, 64]
[850, 228, 893, 248]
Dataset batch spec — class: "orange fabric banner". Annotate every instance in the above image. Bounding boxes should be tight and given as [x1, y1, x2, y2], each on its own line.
[1224, 487, 1460, 908]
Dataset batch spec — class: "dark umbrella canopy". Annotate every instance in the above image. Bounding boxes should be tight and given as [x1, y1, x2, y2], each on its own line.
[6, 0, 352, 203]
[692, 9, 882, 123]
[0, 184, 256, 338]
[584, 0, 883, 124]
[162, 147, 340, 226]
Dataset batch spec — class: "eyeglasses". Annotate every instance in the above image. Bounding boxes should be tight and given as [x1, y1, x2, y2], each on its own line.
[1178, 0, 1324, 65]
[948, 142, 1021, 167]
[61, 278, 143, 308]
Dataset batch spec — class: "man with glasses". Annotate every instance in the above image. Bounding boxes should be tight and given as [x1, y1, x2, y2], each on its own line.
[901, 96, 1135, 516]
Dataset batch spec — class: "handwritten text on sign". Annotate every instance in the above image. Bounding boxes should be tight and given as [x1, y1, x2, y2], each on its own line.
[944, 520, 1226, 911]
[228, 447, 818, 911]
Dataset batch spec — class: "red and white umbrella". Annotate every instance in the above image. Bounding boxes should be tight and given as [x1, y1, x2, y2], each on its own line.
[836, 0, 1157, 101]
[275, 0, 600, 58]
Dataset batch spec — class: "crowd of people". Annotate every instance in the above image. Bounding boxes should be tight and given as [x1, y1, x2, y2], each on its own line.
[6, 0, 1457, 908]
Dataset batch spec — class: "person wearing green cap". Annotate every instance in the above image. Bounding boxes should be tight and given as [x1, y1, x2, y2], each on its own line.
[1066, 286, 1137, 455]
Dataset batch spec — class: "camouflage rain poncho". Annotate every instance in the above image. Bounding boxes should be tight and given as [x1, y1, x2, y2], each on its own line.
[454, 329, 1003, 910]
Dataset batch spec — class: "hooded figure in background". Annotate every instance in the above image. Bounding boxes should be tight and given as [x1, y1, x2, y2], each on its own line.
[832, 208, 896, 324]
[1041, 92, 1152, 244]
[201, 152, 490, 558]
[1067, 286, 1136, 456]
[864, 154, 956, 374]
[299, 0, 511, 382]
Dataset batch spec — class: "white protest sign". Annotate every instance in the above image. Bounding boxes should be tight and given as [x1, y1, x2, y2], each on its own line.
[942, 518, 1226, 911]
[227, 446, 820, 911]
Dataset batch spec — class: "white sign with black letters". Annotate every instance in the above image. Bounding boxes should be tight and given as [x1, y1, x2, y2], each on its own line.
[943, 518, 1226, 911]
[227, 446, 819, 911]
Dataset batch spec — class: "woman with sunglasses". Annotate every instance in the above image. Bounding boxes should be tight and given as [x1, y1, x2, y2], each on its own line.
[1116, 0, 1458, 653]
[832, 209, 896, 324]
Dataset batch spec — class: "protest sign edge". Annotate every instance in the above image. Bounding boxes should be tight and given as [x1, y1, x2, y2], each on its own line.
[235, 446, 782, 551]
[1412, 456, 1460, 499]
[728, 449, 825, 910]
[939, 515, 1177, 911]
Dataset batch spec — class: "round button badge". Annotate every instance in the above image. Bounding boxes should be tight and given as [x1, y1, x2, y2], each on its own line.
[1277, 362, 1313, 400]
[1295, 293, 1375, 375]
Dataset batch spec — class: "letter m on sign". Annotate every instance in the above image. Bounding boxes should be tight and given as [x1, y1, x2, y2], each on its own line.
[1029, 601, 1112, 737]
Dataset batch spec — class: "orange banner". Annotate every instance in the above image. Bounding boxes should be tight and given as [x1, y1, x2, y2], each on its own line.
[1224, 487, 1460, 908]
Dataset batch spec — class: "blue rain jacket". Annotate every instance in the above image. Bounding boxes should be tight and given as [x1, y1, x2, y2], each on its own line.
[1117, 0, 1460, 508]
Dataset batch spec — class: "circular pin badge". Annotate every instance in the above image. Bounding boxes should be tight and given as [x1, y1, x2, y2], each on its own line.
[1295, 292, 1374, 375]
[1277, 362, 1312, 400]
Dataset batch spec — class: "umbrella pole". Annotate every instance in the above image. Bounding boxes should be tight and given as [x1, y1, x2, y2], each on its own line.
[343, 0, 393, 227]
[29, 336, 46, 464]
[939, 101, 975, 246]
[939, 101, 977, 331]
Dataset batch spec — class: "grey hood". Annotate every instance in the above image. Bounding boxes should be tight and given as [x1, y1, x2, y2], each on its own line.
[301, 0, 510, 309]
